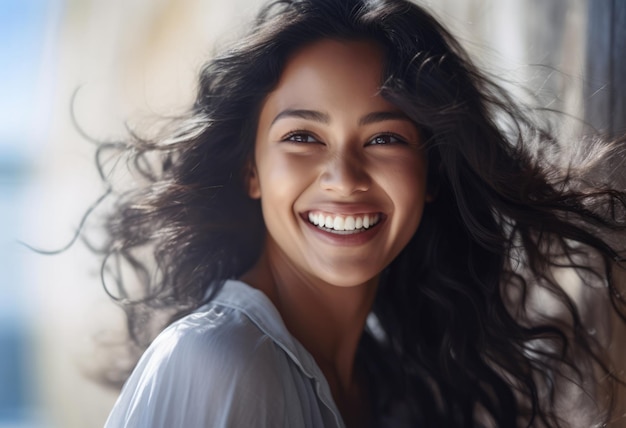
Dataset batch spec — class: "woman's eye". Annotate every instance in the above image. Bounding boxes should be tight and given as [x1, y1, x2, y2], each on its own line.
[284, 132, 318, 143]
[368, 134, 406, 146]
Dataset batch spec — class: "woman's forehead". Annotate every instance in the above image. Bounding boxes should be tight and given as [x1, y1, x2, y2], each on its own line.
[260, 39, 395, 120]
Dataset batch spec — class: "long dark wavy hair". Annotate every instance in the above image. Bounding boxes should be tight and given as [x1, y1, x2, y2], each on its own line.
[93, 0, 626, 426]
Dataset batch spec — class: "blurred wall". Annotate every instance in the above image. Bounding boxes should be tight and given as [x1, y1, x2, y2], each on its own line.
[4, 1, 592, 427]
[15, 1, 264, 427]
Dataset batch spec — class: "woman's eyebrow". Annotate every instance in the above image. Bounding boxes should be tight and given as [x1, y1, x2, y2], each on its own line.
[271, 109, 330, 125]
[270, 109, 411, 126]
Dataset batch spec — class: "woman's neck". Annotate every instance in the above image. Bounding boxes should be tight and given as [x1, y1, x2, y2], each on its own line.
[240, 246, 378, 397]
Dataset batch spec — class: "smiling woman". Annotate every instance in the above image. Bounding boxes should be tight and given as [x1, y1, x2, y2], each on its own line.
[93, 0, 626, 427]
[246, 39, 428, 294]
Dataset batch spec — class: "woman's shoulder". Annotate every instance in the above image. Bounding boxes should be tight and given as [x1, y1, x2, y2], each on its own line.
[104, 282, 297, 427]
[142, 279, 293, 367]
[124, 281, 296, 391]
[154, 296, 275, 364]
[150, 299, 280, 370]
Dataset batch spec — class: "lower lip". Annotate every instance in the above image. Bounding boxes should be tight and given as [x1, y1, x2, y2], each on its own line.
[302, 216, 385, 246]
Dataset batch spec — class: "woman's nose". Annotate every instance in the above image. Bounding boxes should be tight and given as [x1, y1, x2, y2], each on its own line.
[319, 151, 371, 196]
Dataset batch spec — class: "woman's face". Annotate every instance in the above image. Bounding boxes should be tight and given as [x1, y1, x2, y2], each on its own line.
[249, 39, 429, 287]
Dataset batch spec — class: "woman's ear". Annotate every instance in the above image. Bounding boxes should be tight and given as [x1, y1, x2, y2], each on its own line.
[245, 161, 261, 199]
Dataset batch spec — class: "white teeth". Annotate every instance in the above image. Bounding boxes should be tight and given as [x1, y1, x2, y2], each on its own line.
[307, 212, 380, 232]
[333, 217, 344, 230]
[344, 216, 355, 231]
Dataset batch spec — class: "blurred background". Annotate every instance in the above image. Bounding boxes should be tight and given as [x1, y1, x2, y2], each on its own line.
[1, 0, 620, 427]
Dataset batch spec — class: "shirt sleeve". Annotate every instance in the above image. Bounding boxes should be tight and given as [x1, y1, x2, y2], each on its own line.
[104, 308, 292, 428]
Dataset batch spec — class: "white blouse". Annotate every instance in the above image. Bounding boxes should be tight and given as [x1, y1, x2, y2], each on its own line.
[104, 279, 345, 428]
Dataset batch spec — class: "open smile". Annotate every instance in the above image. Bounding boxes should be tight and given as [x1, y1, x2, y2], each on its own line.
[306, 211, 383, 234]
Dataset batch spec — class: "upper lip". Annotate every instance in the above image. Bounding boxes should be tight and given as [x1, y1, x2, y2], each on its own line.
[300, 203, 385, 217]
